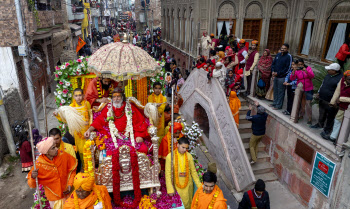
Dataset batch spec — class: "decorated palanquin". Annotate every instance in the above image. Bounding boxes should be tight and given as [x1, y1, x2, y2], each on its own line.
[86, 97, 161, 194]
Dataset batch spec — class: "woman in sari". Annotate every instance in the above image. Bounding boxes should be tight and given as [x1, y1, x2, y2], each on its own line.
[225, 47, 239, 73]
[229, 91, 241, 127]
[256, 49, 273, 98]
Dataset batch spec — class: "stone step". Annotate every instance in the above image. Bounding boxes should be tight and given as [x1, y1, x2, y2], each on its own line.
[247, 151, 270, 163]
[243, 142, 265, 152]
[255, 173, 278, 182]
[240, 132, 252, 139]
[240, 106, 249, 111]
[239, 114, 247, 120]
[239, 123, 251, 129]
[252, 162, 275, 175]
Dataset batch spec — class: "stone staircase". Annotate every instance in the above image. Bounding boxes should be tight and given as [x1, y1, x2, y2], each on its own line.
[238, 96, 278, 182]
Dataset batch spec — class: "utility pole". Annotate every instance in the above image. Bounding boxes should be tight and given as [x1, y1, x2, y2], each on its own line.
[15, 0, 40, 130]
[0, 87, 16, 157]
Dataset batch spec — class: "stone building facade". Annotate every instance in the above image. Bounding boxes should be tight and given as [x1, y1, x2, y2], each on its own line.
[161, 0, 350, 70]
[134, 0, 162, 33]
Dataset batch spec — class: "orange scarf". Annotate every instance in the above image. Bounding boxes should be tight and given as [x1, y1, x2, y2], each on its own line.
[229, 91, 241, 126]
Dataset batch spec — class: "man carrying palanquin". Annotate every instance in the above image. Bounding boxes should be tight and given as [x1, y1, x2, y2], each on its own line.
[54, 88, 91, 166]
[49, 128, 77, 159]
[63, 173, 113, 209]
[28, 137, 77, 209]
[84, 87, 150, 154]
[84, 76, 118, 108]
[191, 171, 227, 209]
[166, 137, 202, 209]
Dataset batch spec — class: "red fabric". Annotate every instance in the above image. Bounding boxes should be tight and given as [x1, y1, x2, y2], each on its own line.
[247, 190, 257, 207]
[91, 102, 150, 151]
[20, 141, 33, 164]
[245, 50, 258, 71]
[84, 77, 118, 107]
[258, 49, 273, 81]
[339, 77, 350, 110]
[237, 47, 247, 63]
[196, 62, 206, 69]
[335, 44, 350, 61]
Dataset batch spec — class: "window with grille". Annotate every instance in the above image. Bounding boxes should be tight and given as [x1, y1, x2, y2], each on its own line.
[243, 19, 262, 41]
[267, 19, 287, 54]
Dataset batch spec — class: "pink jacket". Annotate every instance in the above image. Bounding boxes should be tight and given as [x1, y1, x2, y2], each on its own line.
[290, 66, 314, 91]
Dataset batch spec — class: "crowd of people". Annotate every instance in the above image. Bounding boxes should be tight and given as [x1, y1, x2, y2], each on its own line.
[199, 31, 350, 147]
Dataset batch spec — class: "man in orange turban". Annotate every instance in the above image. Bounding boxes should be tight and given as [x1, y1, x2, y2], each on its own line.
[28, 137, 77, 209]
[63, 173, 112, 209]
[191, 171, 227, 209]
[159, 122, 183, 170]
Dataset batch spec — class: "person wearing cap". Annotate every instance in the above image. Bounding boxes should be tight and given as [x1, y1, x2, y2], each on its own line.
[210, 34, 220, 50]
[191, 171, 227, 209]
[238, 179, 270, 209]
[237, 39, 248, 70]
[27, 137, 78, 209]
[246, 101, 268, 164]
[311, 63, 343, 136]
[245, 40, 260, 95]
[322, 70, 350, 143]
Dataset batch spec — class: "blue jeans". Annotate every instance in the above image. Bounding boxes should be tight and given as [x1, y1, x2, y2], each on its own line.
[272, 77, 286, 109]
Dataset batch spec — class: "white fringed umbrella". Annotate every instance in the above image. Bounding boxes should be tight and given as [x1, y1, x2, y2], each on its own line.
[87, 39, 161, 81]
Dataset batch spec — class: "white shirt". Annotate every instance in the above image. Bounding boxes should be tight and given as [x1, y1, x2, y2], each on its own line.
[240, 50, 248, 64]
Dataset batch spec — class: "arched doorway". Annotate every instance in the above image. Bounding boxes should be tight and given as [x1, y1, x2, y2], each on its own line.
[194, 103, 209, 138]
[217, 3, 235, 37]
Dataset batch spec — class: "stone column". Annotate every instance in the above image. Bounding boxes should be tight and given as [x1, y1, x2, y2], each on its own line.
[250, 66, 258, 97]
[290, 82, 304, 123]
[336, 105, 350, 151]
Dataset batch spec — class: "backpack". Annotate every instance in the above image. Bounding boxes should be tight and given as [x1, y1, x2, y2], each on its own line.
[257, 78, 266, 88]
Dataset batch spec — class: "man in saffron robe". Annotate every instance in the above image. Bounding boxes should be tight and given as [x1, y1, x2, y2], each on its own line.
[84, 87, 150, 154]
[148, 81, 167, 140]
[63, 173, 112, 209]
[54, 88, 91, 166]
[85, 77, 118, 108]
[49, 128, 77, 159]
[159, 122, 183, 163]
[28, 137, 77, 209]
[191, 172, 227, 209]
[166, 137, 201, 209]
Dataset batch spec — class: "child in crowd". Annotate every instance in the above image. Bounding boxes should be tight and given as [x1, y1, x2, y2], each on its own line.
[19, 131, 33, 172]
[165, 137, 201, 209]
[148, 82, 167, 140]
[282, 59, 298, 115]
[177, 73, 185, 93]
[229, 91, 241, 127]
[290, 58, 315, 124]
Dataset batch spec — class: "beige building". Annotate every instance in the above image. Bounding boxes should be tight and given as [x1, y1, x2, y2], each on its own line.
[161, 0, 350, 69]
[134, 0, 162, 33]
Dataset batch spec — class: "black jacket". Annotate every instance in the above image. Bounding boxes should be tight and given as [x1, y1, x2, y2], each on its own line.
[271, 52, 292, 78]
[238, 190, 270, 209]
[246, 109, 268, 136]
[319, 73, 343, 102]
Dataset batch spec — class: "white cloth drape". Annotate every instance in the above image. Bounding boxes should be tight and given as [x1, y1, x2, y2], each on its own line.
[217, 21, 224, 37]
[326, 23, 347, 61]
[225, 21, 232, 36]
[301, 22, 312, 55]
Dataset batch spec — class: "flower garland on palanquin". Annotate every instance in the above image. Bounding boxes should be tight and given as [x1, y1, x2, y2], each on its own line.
[83, 140, 95, 177]
[112, 146, 142, 208]
[192, 185, 220, 209]
[174, 149, 189, 189]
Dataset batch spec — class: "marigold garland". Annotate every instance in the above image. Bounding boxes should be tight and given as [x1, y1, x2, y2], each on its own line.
[137, 77, 148, 106]
[139, 195, 157, 209]
[193, 185, 220, 209]
[125, 79, 133, 97]
[95, 135, 107, 150]
[174, 149, 189, 189]
[83, 140, 95, 177]
[112, 146, 142, 208]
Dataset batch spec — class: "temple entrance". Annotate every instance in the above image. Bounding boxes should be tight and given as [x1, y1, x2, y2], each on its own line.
[194, 103, 210, 138]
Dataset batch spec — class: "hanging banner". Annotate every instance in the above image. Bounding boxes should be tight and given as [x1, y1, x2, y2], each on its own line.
[310, 152, 336, 198]
[76, 37, 86, 53]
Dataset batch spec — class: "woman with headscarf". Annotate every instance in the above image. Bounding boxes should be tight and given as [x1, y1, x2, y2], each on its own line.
[229, 91, 241, 127]
[218, 51, 225, 62]
[225, 47, 239, 73]
[225, 69, 242, 96]
[19, 131, 33, 172]
[213, 62, 227, 90]
[32, 128, 42, 146]
[256, 49, 273, 98]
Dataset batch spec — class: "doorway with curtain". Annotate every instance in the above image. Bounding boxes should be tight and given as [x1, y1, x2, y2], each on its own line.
[323, 21, 350, 62]
[298, 20, 314, 56]
[216, 20, 235, 38]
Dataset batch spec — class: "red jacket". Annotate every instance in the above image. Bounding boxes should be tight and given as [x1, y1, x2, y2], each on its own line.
[335, 43, 350, 61]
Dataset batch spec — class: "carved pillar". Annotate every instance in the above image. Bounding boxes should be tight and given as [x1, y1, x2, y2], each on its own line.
[250, 66, 258, 97]
[336, 105, 350, 152]
[290, 82, 304, 123]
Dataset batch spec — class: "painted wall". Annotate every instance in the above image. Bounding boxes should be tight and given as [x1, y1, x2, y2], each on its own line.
[0, 47, 19, 91]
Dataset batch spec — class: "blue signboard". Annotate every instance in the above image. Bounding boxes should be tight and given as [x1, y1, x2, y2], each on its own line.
[310, 152, 336, 197]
